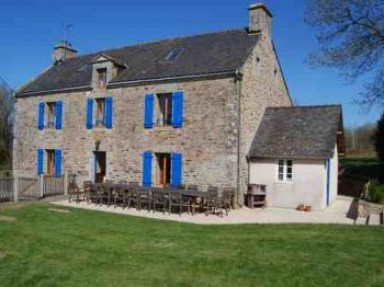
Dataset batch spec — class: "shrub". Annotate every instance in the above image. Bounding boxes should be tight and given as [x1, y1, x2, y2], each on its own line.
[373, 112, 384, 164]
[365, 179, 384, 204]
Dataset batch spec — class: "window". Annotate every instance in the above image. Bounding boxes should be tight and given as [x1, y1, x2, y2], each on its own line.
[156, 93, 172, 126]
[95, 98, 106, 127]
[46, 102, 57, 128]
[46, 149, 55, 175]
[97, 68, 107, 87]
[164, 47, 183, 61]
[38, 101, 63, 130]
[156, 153, 171, 186]
[278, 160, 293, 182]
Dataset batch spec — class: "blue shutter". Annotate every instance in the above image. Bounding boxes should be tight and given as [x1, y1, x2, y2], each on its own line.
[142, 151, 152, 187]
[86, 98, 93, 129]
[172, 91, 184, 128]
[37, 149, 44, 175]
[38, 102, 45, 130]
[144, 94, 154, 129]
[171, 153, 182, 187]
[55, 101, 63, 130]
[105, 97, 113, 129]
[55, 149, 62, 176]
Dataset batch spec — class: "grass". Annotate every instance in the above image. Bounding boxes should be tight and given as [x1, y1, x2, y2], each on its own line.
[0, 204, 384, 286]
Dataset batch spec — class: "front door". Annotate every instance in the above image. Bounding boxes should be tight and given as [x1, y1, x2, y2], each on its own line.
[94, 151, 106, 183]
[156, 153, 171, 186]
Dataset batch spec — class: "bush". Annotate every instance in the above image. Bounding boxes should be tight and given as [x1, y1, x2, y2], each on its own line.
[365, 179, 384, 204]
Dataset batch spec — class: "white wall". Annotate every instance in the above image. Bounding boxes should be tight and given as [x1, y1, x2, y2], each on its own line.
[249, 158, 329, 210]
[328, 145, 339, 206]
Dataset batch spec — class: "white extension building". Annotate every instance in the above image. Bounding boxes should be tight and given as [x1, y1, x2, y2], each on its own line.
[248, 105, 345, 210]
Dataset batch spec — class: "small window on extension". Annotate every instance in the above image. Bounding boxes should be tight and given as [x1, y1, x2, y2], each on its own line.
[164, 47, 183, 61]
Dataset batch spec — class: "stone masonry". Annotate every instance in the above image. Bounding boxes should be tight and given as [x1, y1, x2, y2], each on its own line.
[13, 3, 292, 206]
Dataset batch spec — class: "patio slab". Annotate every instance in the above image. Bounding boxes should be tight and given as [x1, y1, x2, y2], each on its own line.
[52, 196, 383, 225]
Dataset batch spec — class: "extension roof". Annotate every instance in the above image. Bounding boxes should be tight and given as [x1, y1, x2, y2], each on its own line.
[248, 105, 344, 160]
[17, 28, 260, 96]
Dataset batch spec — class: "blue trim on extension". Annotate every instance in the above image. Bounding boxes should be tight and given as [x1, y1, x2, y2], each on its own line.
[326, 159, 331, 207]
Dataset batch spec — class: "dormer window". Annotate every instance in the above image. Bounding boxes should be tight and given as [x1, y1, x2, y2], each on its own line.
[97, 68, 107, 87]
[164, 47, 183, 61]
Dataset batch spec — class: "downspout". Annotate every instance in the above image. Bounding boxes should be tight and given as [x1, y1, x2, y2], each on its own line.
[235, 70, 243, 207]
[326, 158, 331, 207]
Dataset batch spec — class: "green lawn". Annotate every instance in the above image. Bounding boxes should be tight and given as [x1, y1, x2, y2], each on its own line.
[1, 203, 384, 287]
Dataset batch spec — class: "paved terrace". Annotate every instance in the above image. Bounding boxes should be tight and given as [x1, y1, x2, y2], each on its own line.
[52, 196, 382, 226]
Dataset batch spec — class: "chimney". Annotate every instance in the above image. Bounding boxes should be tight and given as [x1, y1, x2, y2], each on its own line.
[53, 41, 77, 63]
[248, 3, 273, 38]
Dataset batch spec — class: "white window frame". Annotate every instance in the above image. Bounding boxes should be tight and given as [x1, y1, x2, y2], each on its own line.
[277, 159, 293, 183]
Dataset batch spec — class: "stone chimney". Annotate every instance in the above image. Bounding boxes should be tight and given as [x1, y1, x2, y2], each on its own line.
[248, 3, 273, 38]
[53, 41, 77, 63]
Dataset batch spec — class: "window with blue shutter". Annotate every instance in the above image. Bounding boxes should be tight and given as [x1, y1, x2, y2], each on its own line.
[38, 102, 45, 130]
[144, 94, 154, 128]
[55, 101, 63, 130]
[171, 153, 182, 187]
[142, 151, 152, 187]
[54, 149, 62, 176]
[37, 149, 44, 175]
[86, 98, 93, 129]
[105, 97, 113, 129]
[172, 91, 184, 128]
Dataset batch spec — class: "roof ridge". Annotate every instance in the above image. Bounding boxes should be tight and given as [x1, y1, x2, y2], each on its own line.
[65, 27, 248, 63]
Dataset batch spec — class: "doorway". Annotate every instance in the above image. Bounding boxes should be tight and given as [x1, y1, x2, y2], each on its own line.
[94, 151, 106, 183]
[156, 153, 171, 186]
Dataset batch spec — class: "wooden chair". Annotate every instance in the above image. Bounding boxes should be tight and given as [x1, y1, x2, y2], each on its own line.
[113, 186, 125, 209]
[68, 182, 81, 203]
[215, 187, 235, 216]
[152, 187, 168, 213]
[202, 186, 218, 215]
[83, 181, 92, 203]
[137, 186, 151, 211]
[91, 183, 104, 204]
[169, 190, 190, 216]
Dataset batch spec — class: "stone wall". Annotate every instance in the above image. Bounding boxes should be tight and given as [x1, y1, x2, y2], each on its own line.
[238, 32, 292, 205]
[13, 77, 239, 189]
[13, 32, 292, 204]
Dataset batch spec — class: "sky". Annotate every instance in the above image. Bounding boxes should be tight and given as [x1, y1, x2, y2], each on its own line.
[0, 0, 382, 128]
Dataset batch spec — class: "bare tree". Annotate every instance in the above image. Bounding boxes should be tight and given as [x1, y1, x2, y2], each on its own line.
[305, 0, 384, 106]
[0, 77, 13, 165]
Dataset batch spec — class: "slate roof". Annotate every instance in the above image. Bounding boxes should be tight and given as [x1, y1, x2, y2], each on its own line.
[248, 105, 343, 160]
[17, 28, 259, 96]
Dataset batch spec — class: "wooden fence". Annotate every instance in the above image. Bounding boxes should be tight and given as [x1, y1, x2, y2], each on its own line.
[0, 171, 68, 202]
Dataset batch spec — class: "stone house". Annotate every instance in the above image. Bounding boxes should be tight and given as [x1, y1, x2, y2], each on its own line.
[13, 3, 343, 208]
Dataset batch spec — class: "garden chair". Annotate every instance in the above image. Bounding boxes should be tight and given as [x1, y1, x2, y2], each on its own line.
[68, 182, 81, 203]
[202, 186, 218, 215]
[152, 187, 168, 213]
[169, 189, 190, 216]
[137, 186, 151, 211]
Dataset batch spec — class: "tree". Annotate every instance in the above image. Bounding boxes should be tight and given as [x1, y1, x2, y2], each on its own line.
[373, 112, 384, 163]
[0, 77, 13, 164]
[305, 0, 384, 106]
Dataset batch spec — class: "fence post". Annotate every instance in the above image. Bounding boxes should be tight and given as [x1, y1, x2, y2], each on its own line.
[64, 170, 69, 196]
[39, 175, 44, 198]
[13, 174, 19, 202]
